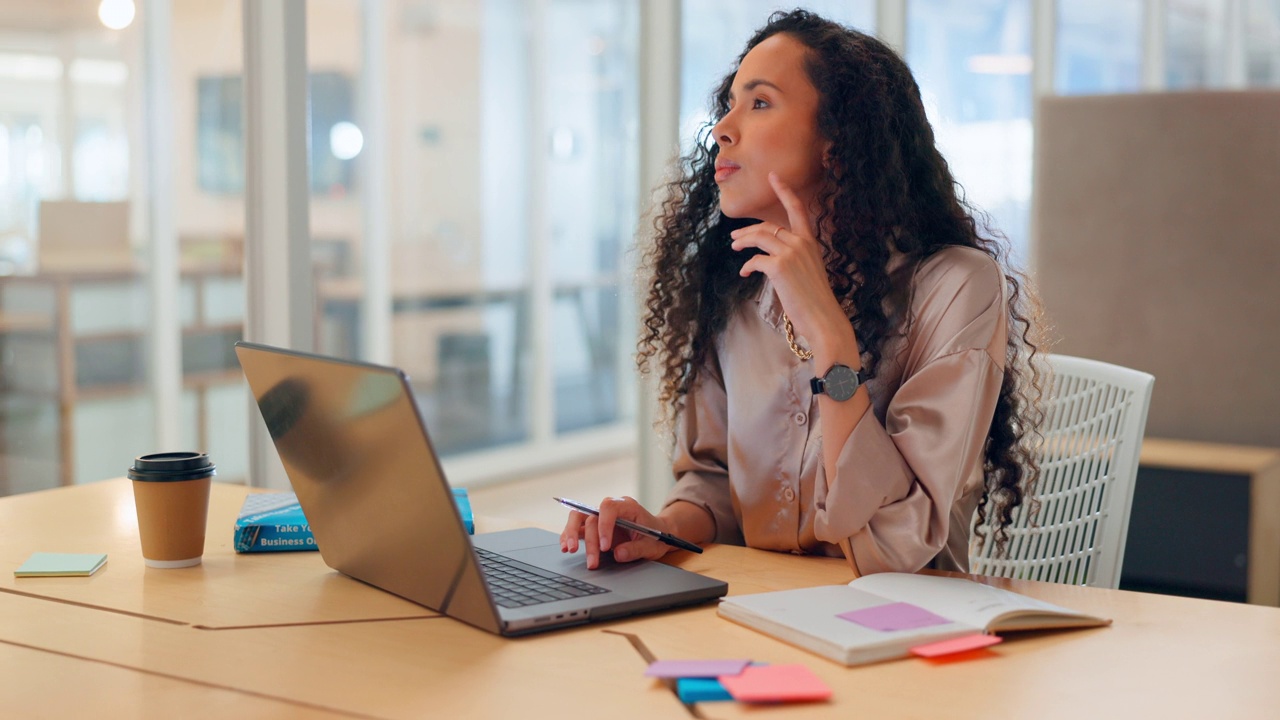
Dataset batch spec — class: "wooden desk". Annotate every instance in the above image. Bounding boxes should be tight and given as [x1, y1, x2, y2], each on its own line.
[0, 480, 432, 628]
[0, 639, 354, 719]
[3, 481, 1280, 719]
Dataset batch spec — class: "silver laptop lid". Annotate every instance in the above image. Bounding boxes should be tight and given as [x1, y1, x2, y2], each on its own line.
[234, 341, 500, 633]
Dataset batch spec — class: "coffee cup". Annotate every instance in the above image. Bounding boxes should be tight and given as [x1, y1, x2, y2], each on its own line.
[128, 452, 216, 568]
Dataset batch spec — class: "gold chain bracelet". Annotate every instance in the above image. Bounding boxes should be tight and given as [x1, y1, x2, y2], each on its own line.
[782, 313, 813, 361]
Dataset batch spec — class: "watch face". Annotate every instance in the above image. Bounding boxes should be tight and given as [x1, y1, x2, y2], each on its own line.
[824, 365, 860, 401]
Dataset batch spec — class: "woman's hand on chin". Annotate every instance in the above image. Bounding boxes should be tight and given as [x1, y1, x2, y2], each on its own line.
[728, 172, 850, 350]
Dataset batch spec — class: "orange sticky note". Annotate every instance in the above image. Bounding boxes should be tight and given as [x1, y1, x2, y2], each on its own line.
[718, 664, 832, 703]
[910, 633, 1003, 658]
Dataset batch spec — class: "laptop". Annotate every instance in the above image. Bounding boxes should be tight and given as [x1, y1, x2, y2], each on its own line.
[234, 341, 727, 635]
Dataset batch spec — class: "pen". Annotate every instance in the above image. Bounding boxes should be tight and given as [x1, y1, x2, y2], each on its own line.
[553, 497, 703, 554]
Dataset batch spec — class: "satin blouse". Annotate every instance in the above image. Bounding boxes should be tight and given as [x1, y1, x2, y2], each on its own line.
[662, 245, 1008, 574]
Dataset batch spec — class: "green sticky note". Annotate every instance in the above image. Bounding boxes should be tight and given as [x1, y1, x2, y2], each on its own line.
[14, 552, 108, 578]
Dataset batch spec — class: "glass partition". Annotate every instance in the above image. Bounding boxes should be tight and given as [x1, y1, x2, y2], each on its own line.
[908, 0, 1033, 260]
[0, 0, 248, 493]
[544, 0, 638, 433]
[306, 0, 640, 458]
[1057, 0, 1143, 94]
[1167, 0, 1229, 88]
[1245, 0, 1280, 86]
[172, 1, 248, 486]
[3, 0, 1277, 498]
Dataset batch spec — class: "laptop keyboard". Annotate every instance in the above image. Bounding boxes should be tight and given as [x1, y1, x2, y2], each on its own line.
[475, 548, 610, 609]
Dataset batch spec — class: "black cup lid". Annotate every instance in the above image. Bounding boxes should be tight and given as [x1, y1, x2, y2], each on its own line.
[127, 452, 217, 481]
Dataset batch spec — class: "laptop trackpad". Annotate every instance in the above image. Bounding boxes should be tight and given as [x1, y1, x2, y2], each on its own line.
[475, 528, 650, 583]
[472, 527, 562, 553]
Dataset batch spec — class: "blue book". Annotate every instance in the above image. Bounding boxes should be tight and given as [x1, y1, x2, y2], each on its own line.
[234, 488, 474, 553]
[233, 492, 315, 553]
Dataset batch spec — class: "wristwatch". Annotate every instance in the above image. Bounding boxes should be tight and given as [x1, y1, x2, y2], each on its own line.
[810, 363, 861, 402]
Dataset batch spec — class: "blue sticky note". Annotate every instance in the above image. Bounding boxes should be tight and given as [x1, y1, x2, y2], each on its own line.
[676, 677, 734, 703]
[15, 552, 107, 578]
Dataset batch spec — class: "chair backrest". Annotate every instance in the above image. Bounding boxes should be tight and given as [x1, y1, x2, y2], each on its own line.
[970, 354, 1155, 589]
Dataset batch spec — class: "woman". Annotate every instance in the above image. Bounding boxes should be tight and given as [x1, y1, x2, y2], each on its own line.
[561, 10, 1046, 575]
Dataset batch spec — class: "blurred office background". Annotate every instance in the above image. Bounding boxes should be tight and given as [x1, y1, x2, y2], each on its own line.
[0, 1, 1276, 524]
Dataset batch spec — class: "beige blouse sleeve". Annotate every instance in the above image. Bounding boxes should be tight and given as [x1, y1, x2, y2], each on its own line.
[662, 358, 745, 545]
[812, 251, 1007, 574]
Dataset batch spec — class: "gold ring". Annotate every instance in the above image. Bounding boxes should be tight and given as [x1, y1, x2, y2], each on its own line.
[773, 226, 783, 239]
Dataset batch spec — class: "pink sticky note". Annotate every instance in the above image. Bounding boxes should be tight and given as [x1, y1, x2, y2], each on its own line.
[837, 602, 952, 631]
[645, 659, 752, 679]
[718, 664, 832, 703]
[910, 633, 1003, 658]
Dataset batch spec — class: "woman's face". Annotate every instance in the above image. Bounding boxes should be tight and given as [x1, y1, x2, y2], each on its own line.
[712, 33, 830, 226]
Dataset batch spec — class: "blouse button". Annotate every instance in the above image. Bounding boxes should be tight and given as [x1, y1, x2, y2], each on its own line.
[794, 412, 807, 425]
[783, 487, 796, 502]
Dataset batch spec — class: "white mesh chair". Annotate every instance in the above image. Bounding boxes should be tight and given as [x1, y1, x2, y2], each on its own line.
[970, 354, 1155, 589]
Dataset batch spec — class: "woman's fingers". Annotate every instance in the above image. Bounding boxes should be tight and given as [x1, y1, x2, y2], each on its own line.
[563, 496, 671, 569]
[728, 173, 820, 260]
[768, 172, 816, 240]
[730, 225, 800, 282]
[730, 223, 788, 255]
[727, 174, 835, 327]
[598, 496, 670, 566]
[611, 536, 670, 563]
[582, 514, 603, 570]
[596, 497, 619, 552]
[739, 252, 777, 278]
[596, 495, 639, 552]
[731, 220, 820, 281]
[560, 510, 587, 553]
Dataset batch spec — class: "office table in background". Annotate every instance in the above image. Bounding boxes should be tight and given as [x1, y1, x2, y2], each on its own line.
[2, 480, 1279, 719]
[0, 267, 245, 493]
[1130, 438, 1280, 605]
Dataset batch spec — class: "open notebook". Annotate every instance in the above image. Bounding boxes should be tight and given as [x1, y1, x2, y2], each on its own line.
[718, 572, 1110, 666]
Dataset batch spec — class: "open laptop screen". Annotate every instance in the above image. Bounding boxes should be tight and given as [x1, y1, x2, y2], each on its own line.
[235, 341, 500, 632]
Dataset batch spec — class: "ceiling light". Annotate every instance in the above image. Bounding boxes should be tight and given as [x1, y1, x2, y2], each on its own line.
[330, 122, 364, 160]
[99, 0, 136, 31]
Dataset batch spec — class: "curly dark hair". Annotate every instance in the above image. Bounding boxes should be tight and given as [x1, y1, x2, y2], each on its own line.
[635, 9, 1048, 554]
